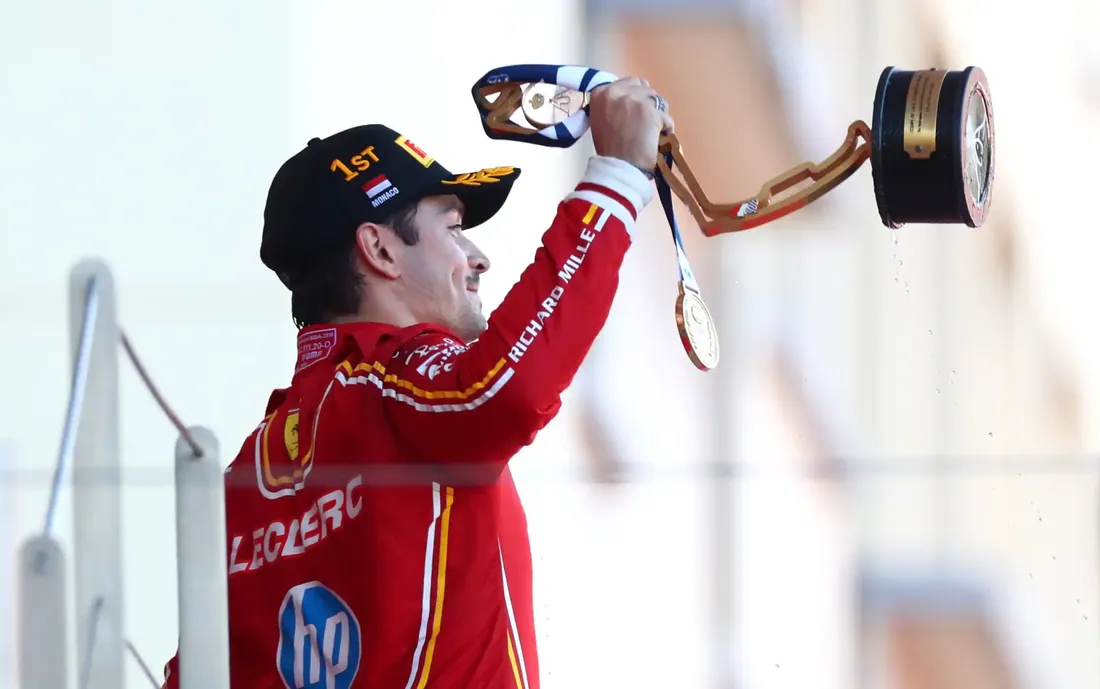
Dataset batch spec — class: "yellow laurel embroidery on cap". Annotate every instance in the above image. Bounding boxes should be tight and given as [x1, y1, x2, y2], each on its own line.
[441, 166, 516, 186]
[395, 135, 435, 168]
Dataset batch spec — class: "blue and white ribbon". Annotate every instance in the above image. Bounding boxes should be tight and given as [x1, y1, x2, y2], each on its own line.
[655, 151, 700, 293]
[473, 63, 700, 289]
[472, 64, 618, 148]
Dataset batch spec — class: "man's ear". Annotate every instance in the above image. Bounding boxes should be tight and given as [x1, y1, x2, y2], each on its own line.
[354, 222, 403, 280]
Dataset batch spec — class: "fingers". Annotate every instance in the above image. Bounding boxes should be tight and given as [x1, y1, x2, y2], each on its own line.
[624, 83, 673, 130]
[659, 110, 675, 135]
[587, 74, 672, 170]
[599, 77, 656, 102]
[611, 78, 667, 111]
[608, 78, 675, 136]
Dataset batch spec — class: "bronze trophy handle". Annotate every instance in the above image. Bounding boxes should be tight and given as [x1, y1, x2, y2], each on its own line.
[656, 121, 872, 236]
[469, 64, 997, 372]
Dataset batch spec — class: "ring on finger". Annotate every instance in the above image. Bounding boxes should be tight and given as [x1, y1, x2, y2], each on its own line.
[650, 94, 668, 112]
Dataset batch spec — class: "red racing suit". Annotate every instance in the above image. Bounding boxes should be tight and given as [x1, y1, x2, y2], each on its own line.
[163, 156, 653, 689]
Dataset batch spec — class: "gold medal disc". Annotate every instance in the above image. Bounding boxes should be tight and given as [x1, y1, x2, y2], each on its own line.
[675, 283, 720, 371]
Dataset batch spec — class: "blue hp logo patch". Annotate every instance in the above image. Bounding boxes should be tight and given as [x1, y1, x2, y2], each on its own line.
[277, 582, 361, 689]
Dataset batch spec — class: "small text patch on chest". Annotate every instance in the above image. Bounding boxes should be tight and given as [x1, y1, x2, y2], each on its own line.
[296, 328, 337, 373]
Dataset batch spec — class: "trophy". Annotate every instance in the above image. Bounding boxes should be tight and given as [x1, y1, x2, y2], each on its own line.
[471, 64, 996, 370]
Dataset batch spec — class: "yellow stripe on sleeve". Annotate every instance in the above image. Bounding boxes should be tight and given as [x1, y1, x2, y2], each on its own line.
[581, 202, 598, 225]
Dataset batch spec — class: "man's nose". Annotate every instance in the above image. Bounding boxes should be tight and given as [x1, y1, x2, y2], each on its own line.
[468, 252, 490, 274]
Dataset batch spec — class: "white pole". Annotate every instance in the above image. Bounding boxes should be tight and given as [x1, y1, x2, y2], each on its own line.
[69, 259, 124, 689]
[174, 426, 229, 689]
[17, 536, 68, 689]
[1, 440, 17, 689]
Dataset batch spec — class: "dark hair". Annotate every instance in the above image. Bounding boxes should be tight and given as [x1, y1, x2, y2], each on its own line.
[290, 201, 420, 328]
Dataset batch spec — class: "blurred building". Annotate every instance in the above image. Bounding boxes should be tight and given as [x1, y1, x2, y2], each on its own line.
[573, 1, 1100, 688]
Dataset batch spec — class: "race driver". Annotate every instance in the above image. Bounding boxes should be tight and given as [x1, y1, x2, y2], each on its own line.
[163, 76, 673, 689]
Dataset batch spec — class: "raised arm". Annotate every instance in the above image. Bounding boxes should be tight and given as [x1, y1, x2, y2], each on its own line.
[371, 155, 654, 465]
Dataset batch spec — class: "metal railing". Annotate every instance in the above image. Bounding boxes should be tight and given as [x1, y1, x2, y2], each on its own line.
[16, 259, 229, 689]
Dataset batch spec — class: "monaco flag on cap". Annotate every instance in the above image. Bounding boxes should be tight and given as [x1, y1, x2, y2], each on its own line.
[363, 175, 392, 198]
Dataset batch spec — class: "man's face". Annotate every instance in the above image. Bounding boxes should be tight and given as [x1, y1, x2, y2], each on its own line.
[399, 195, 490, 341]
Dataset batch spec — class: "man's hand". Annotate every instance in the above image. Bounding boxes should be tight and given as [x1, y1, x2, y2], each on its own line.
[588, 77, 675, 173]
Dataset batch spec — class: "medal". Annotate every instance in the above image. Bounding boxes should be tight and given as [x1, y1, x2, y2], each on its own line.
[468, 65, 724, 370]
[656, 151, 720, 371]
[675, 281, 719, 371]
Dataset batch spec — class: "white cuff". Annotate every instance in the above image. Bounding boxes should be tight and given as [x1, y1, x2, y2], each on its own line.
[565, 156, 655, 238]
[580, 156, 654, 216]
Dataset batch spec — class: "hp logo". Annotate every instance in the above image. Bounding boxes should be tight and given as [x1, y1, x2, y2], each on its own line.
[277, 582, 361, 689]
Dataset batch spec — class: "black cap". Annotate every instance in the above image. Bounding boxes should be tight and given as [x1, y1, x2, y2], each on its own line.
[261, 124, 521, 288]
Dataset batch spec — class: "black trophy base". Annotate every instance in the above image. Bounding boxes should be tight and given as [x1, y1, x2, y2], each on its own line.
[870, 66, 995, 229]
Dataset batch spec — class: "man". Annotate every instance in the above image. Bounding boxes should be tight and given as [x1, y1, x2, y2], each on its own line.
[163, 77, 672, 688]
